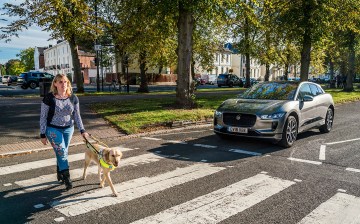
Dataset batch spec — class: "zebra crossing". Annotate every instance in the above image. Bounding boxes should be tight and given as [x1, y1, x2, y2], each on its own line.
[2, 144, 360, 223]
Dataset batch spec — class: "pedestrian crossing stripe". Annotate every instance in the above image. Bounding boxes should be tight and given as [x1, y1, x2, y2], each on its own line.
[5, 153, 168, 197]
[0, 147, 132, 176]
[299, 192, 360, 223]
[51, 164, 225, 217]
[130, 173, 295, 224]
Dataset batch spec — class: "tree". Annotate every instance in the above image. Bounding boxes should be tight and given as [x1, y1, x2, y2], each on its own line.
[1, 0, 98, 93]
[5, 59, 25, 75]
[17, 47, 34, 71]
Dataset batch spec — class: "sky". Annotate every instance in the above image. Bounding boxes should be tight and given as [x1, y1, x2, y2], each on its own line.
[0, 0, 55, 64]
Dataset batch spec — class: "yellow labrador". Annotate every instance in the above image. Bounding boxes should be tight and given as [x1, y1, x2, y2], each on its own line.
[82, 143, 122, 197]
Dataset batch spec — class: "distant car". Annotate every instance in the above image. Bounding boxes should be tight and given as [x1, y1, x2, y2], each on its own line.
[17, 72, 54, 89]
[214, 81, 334, 147]
[2, 75, 9, 84]
[217, 74, 242, 87]
[7, 76, 18, 86]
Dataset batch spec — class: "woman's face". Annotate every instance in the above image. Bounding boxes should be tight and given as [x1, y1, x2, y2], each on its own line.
[54, 77, 68, 93]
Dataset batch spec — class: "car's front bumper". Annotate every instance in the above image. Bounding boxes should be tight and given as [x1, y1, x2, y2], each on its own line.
[213, 113, 286, 141]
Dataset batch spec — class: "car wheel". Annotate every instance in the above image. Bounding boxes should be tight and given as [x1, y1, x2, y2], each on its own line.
[29, 82, 37, 89]
[319, 108, 333, 133]
[229, 82, 233, 88]
[279, 115, 297, 147]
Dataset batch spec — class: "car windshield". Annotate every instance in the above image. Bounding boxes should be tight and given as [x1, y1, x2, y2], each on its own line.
[239, 82, 298, 100]
[19, 73, 27, 78]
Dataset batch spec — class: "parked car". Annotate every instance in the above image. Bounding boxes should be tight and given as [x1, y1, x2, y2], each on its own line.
[214, 81, 334, 147]
[217, 74, 242, 87]
[2, 75, 9, 84]
[17, 72, 54, 89]
[7, 76, 18, 86]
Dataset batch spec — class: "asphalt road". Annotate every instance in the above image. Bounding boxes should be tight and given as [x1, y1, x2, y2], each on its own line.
[1, 101, 360, 223]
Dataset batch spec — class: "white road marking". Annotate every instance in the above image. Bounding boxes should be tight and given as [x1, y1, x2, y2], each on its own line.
[229, 149, 262, 156]
[0, 147, 132, 176]
[156, 130, 208, 136]
[299, 193, 360, 223]
[294, 179, 302, 182]
[338, 189, 347, 193]
[6, 153, 166, 196]
[51, 164, 225, 217]
[193, 144, 217, 149]
[260, 171, 268, 174]
[54, 217, 65, 222]
[325, 138, 360, 146]
[166, 140, 187, 144]
[319, 145, 326, 161]
[34, 204, 44, 209]
[142, 137, 162, 141]
[3, 183, 12, 186]
[194, 144, 217, 149]
[288, 158, 322, 165]
[131, 173, 295, 224]
[345, 167, 360, 173]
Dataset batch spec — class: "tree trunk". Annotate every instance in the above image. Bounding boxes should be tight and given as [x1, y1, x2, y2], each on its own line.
[300, 0, 312, 82]
[265, 63, 270, 81]
[244, 16, 251, 87]
[138, 51, 149, 93]
[284, 63, 289, 80]
[344, 31, 355, 92]
[176, 3, 194, 108]
[68, 35, 84, 93]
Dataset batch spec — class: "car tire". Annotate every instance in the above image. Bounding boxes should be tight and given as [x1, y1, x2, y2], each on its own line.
[279, 115, 297, 148]
[319, 108, 333, 133]
[29, 82, 37, 89]
[229, 82, 233, 88]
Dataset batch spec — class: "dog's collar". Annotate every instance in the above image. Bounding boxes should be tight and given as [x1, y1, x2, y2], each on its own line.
[98, 148, 116, 171]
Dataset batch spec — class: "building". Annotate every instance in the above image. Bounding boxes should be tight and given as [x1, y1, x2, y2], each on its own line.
[34, 47, 47, 71]
[44, 40, 96, 84]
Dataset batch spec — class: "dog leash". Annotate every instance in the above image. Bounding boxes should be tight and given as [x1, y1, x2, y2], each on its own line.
[83, 134, 116, 170]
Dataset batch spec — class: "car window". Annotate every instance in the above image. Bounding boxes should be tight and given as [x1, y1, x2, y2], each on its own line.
[39, 74, 45, 78]
[298, 83, 313, 99]
[239, 82, 298, 100]
[309, 84, 323, 96]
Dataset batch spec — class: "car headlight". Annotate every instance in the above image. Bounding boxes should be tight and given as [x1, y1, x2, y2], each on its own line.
[260, 112, 285, 120]
[214, 110, 223, 117]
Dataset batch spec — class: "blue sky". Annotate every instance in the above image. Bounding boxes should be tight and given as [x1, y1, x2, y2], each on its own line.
[0, 0, 55, 64]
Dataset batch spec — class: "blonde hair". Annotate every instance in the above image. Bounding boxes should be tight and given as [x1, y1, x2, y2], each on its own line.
[50, 74, 72, 96]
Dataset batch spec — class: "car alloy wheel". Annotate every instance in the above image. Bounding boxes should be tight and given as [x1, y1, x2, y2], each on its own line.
[279, 115, 297, 147]
[320, 108, 333, 133]
[29, 82, 37, 89]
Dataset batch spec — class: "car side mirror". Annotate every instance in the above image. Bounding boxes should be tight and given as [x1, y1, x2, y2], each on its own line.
[302, 95, 314, 102]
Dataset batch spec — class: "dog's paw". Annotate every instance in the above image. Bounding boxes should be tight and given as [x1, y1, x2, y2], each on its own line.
[100, 183, 104, 188]
[112, 192, 119, 197]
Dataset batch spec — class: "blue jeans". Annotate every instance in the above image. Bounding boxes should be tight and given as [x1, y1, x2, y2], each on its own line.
[46, 126, 74, 171]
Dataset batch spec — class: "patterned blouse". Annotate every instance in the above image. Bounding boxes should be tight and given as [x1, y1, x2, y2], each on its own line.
[40, 93, 85, 138]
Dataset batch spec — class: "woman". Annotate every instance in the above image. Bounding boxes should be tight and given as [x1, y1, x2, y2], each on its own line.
[40, 74, 88, 190]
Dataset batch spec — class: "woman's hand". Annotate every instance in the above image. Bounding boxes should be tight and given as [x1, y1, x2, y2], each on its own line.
[82, 132, 89, 138]
[41, 138, 48, 145]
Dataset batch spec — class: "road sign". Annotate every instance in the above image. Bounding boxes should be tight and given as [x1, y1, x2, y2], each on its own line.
[94, 45, 102, 51]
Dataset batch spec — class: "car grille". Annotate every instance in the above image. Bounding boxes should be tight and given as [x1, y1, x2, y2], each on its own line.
[223, 113, 256, 127]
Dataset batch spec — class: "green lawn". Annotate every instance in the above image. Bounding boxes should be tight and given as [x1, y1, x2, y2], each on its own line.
[90, 87, 360, 135]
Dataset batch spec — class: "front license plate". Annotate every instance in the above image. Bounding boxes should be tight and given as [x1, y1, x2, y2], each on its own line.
[228, 127, 248, 134]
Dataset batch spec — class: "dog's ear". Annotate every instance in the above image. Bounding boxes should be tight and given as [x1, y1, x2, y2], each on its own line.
[103, 148, 111, 162]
